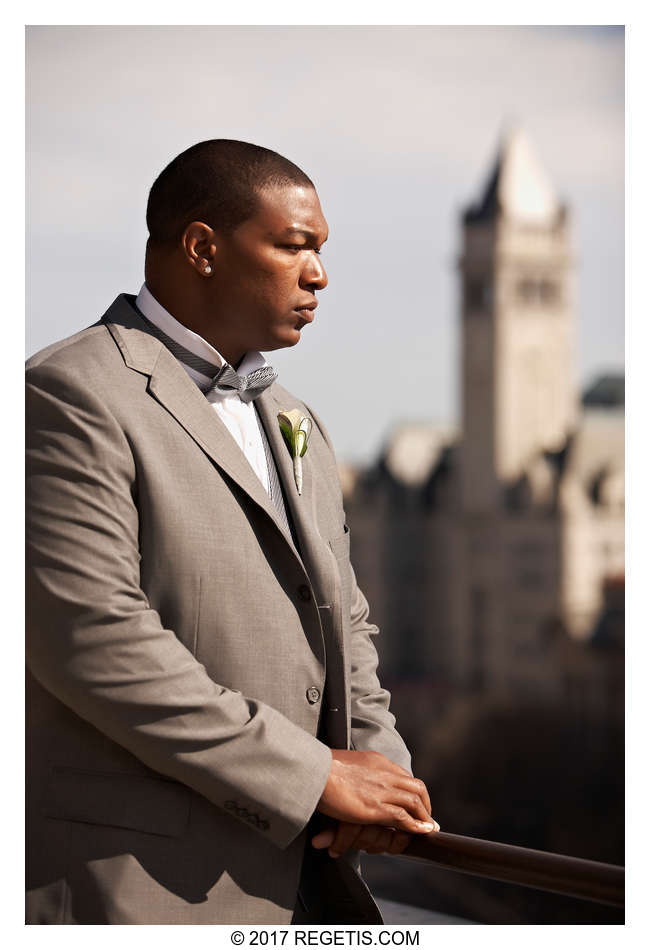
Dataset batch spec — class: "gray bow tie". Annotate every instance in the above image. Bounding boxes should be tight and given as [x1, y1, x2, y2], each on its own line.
[135, 308, 277, 404]
[206, 363, 278, 403]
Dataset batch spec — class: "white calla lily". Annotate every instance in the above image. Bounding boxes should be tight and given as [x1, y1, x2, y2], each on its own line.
[278, 410, 312, 495]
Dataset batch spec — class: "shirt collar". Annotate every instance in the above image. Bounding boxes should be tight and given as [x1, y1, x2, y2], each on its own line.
[134, 283, 268, 377]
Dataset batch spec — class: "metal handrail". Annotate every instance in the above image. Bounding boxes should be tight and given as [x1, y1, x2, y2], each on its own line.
[402, 830, 624, 908]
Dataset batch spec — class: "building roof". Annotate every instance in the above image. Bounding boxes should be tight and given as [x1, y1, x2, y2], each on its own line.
[381, 421, 457, 488]
[582, 374, 625, 409]
[558, 404, 624, 512]
[464, 127, 560, 226]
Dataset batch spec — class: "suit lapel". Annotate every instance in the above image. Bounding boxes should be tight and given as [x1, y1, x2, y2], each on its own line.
[257, 388, 351, 744]
[256, 388, 338, 611]
[103, 296, 304, 566]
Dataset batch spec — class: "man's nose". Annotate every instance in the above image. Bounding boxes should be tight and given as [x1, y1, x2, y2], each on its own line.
[300, 251, 328, 291]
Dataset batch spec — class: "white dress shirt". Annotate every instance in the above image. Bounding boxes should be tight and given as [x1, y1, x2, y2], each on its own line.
[135, 283, 271, 493]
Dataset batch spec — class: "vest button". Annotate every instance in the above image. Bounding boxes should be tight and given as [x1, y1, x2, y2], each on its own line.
[306, 686, 321, 704]
[298, 585, 311, 602]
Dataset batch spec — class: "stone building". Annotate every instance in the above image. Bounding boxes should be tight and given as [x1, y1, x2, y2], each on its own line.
[341, 129, 624, 717]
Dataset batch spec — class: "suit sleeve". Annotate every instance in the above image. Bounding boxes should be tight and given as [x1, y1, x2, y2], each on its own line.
[26, 362, 332, 850]
[305, 405, 413, 775]
[346, 568, 412, 774]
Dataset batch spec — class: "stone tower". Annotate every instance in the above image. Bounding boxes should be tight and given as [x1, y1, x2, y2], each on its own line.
[459, 128, 577, 513]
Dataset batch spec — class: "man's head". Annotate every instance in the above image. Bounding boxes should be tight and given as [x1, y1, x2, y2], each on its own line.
[144, 140, 328, 366]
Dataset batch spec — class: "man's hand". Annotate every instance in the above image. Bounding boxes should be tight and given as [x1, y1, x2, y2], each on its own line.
[311, 820, 439, 858]
[316, 749, 437, 835]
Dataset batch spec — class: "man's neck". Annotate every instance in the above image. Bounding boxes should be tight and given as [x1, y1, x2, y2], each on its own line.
[143, 267, 248, 365]
[136, 283, 266, 377]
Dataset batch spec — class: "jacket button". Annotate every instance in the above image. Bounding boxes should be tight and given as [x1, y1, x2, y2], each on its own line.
[306, 686, 321, 704]
[298, 585, 311, 602]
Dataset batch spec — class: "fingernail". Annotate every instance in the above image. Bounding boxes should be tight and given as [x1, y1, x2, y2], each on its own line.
[433, 821, 440, 832]
[419, 822, 435, 831]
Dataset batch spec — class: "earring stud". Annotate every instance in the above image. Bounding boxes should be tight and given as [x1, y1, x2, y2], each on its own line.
[203, 264, 212, 275]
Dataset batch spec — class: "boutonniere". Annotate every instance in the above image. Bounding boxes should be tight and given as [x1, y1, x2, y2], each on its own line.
[278, 409, 312, 495]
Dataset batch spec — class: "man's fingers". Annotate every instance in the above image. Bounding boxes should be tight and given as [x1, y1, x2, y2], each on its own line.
[354, 827, 413, 856]
[385, 831, 411, 854]
[416, 779, 432, 817]
[374, 758, 432, 816]
[311, 829, 335, 850]
[385, 805, 439, 835]
[356, 826, 394, 854]
[394, 775, 432, 818]
[389, 787, 434, 824]
[328, 822, 363, 858]
[328, 823, 399, 857]
[314, 815, 438, 859]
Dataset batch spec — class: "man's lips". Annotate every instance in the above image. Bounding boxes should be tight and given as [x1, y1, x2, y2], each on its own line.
[292, 302, 317, 326]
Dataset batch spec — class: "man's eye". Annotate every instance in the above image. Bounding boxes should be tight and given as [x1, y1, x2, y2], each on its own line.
[284, 245, 321, 255]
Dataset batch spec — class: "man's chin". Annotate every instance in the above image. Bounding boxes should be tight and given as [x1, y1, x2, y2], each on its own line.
[263, 330, 302, 352]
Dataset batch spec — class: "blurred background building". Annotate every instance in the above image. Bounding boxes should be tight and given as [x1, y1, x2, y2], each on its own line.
[345, 129, 624, 924]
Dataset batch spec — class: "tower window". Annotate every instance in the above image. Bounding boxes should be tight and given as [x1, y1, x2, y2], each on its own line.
[540, 280, 559, 304]
[518, 279, 538, 303]
[516, 278, 560, 306]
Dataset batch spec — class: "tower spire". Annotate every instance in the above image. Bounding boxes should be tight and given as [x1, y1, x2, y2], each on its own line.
[465, 126, 560, 226]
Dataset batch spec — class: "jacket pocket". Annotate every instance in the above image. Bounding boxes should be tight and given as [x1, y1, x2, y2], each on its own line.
[328, 523, 351, 562]
[328, 525, 352, 627]
[44, 767, 191, 838]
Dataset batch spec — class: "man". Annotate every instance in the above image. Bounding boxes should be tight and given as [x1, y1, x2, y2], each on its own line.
[26, 140, 437, 925]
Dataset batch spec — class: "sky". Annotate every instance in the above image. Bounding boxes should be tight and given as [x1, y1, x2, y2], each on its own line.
[26, 24, 624, 464]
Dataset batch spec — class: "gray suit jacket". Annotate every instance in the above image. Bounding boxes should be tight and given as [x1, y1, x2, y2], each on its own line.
[26, 295, 411, 924]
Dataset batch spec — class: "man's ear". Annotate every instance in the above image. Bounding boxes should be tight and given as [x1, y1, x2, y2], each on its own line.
[182, 221, 218, 276]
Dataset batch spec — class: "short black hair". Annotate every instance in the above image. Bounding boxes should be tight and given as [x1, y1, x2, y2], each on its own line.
[146, 139, 314, 248]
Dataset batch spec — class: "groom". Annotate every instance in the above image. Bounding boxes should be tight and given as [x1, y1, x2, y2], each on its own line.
[26, 139, 437, 925]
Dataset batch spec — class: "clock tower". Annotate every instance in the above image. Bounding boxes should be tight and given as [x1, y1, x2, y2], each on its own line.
[459, 128, 577, 513]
